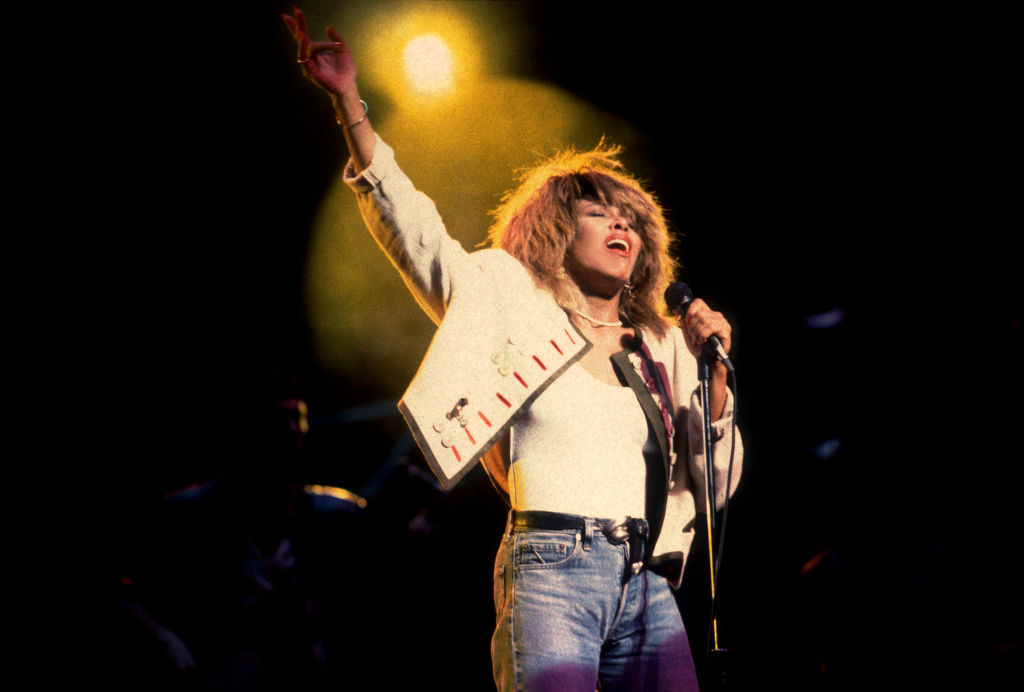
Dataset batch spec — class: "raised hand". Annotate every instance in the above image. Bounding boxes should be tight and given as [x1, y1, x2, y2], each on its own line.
[679, 298, 732, 363]
[283, 7, 357, 97]
[678, 297, 733, 419]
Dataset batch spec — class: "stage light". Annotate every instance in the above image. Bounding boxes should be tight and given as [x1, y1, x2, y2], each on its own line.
[356, 3, 483, 107]
[304, 2, 649, 396]
[403, 34, 454, 94]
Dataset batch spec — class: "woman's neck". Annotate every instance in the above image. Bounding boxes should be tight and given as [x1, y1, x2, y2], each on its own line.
[574, 291, 622, 325]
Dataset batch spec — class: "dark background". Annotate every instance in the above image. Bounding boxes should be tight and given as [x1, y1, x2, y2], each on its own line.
[102, 2, 1020, 689]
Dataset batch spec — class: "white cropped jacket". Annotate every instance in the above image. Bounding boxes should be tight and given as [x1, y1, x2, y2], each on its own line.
[344, 135, 743, 585]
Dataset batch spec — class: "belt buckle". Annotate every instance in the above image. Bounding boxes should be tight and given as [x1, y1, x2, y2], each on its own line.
[603, 517, 646, 574]
[604, 516, 631, 545]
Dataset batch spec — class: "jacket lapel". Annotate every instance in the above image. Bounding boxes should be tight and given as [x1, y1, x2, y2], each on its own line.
[611, 348, 671, 482]
[611, 344, 672, 559]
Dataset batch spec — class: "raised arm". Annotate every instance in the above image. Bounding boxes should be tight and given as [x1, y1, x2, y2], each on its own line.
[283, 7, 374, 172]
[283, 7, 468, 324]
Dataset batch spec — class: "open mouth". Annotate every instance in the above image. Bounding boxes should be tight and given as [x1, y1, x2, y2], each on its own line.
[606, 237, 631, 257]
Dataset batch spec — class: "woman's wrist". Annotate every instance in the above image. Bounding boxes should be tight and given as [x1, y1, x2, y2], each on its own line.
[331, 86, 375, 173]
[710, 362, 730, 420]
[330, 88, 364, 124]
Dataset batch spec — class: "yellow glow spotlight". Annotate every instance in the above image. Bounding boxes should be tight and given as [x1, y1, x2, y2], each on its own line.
[359, 3, 483, 106]
[403, 34, 454, 94]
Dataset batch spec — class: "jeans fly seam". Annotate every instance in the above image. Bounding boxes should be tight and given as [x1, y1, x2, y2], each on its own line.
[605, 542, 632, 637]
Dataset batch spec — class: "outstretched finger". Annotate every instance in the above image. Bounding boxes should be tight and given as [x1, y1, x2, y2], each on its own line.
[282, 13, 298, 38]
[294, 6, 309, 36]
[326, 26, 345, 45]
[282, 7, 307, 41]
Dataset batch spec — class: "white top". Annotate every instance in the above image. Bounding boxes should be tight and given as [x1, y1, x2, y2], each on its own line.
[509, 361, 653, 519]
[344, 134, 744, 584]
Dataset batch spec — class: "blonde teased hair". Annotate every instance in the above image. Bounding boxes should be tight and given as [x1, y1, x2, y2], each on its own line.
[486, 142, 678, 338]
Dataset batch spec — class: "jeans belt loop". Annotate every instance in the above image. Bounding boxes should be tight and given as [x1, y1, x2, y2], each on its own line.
[582, 518, 593, 551]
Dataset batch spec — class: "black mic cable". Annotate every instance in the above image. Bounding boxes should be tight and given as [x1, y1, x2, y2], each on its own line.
[664, 282, 739, 658]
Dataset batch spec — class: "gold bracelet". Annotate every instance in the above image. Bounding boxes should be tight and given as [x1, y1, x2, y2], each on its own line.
[335, 99, 368, 128]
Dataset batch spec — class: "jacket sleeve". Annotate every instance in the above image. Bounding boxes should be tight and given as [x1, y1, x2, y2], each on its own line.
[343, 134, 469, 326]
[683, 385, 743, 513]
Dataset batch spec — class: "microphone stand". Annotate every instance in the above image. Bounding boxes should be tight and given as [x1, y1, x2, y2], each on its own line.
[698, 352, 727, 691]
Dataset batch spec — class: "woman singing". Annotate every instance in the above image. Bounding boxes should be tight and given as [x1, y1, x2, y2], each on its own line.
[284, 9, 743, 691]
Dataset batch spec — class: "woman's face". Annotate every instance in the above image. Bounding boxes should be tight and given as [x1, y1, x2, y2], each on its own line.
[565, 196, 642, 294]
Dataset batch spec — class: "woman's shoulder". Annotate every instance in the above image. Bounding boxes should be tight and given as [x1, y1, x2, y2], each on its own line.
[471, 246, 517, 266]
[639, 319, 685, 349]
[469, 248, 534, 281]
[639, 322, 693, 373]
[466, 248, 566, 318]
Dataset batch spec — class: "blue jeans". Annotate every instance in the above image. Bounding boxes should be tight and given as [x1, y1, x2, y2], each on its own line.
[491, 517, 699, 691]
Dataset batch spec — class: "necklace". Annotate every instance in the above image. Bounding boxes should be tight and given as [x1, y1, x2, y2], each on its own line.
[573, 309, 622, 328]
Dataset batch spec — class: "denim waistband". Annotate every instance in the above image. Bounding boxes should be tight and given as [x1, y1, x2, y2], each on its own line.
[510, 510, 649, 575]
[511, 510, 648, 539]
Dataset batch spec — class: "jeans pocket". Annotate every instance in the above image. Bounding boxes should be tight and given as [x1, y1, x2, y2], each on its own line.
[514, 530, 580, 570]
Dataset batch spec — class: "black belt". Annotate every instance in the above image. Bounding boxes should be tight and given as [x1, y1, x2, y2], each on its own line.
[510, 510, 649, 575]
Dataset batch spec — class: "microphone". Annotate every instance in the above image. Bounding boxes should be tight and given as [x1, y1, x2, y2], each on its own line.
[664, 282, 734, 372]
